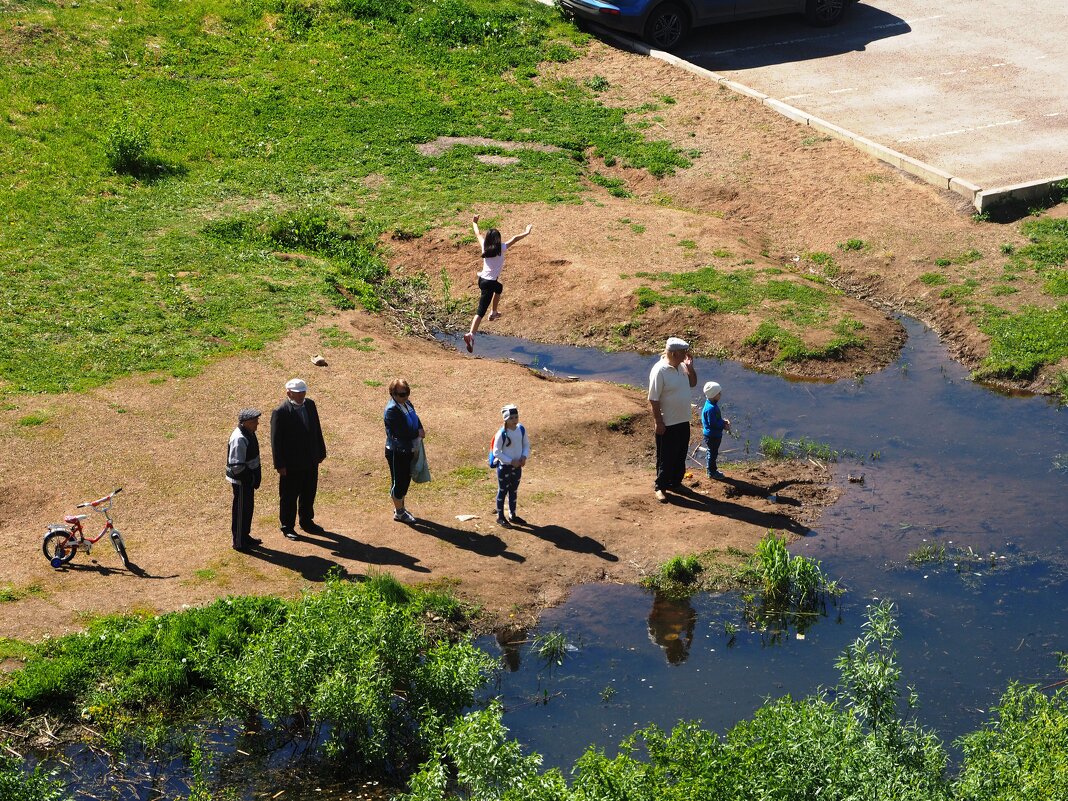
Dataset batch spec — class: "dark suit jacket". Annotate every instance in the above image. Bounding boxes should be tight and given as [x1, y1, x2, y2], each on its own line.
[271, 398, 327, 471]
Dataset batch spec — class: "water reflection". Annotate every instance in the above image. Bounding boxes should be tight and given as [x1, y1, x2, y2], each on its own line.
[647, 592, 697, 665]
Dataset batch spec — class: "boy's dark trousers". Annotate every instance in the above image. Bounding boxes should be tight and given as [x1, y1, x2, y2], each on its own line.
[704, 434, 722, 474]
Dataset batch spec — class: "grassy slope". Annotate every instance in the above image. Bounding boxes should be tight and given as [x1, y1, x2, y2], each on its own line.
[0, 0, 686, 394]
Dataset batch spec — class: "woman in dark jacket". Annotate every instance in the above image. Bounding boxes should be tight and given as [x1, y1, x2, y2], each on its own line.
[384, 378, 424, 524]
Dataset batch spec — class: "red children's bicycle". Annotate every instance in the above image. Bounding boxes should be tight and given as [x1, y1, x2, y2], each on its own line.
[42, 488, 130, 569]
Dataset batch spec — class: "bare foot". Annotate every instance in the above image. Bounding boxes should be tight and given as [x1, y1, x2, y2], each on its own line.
[463, 332, 474, 353]
[488, 311, 501, 321]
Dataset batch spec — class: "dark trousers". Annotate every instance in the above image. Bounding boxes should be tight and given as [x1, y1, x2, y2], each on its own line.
[279, 467, 318, 531]
[496, 464, 522, 514]
[231, 482, 255, 549]
[704, 434, 723, 473]
[655, 422, 690, 490]
[386, 448, 413, 500]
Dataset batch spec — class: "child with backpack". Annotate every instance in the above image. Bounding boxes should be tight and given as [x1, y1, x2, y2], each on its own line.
[489, 404, 530, 526]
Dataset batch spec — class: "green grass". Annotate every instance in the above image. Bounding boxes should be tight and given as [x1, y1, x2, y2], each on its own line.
[745, 318, 865, 364]
[975, 303, 1068, 380]
[760, 434, 838, 461]
[920, 272, 948, 286]
[0, 0, 688, 396]
[838, 238, 865, 251]
[633, 266, 863, 365]
[319, 325, 376, 351]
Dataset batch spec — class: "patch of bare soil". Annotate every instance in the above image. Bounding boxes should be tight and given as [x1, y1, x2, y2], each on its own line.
[391, 40, 1065, 391]
[0, 312, 837, 641]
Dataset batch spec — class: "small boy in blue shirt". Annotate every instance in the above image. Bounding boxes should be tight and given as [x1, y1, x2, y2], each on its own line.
[701, 381, 731, 479]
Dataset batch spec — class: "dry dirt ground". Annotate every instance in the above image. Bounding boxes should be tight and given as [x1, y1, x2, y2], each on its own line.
[0, 311, 836, 642]
[3, 40, 1062, 644]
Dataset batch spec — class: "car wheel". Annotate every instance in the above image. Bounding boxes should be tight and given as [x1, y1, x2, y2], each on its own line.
[805, 0, 846, 26]
[644, 2, 689, 50]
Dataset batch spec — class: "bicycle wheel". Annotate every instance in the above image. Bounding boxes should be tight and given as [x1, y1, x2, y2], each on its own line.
[111, 531, 130, 568]
[43, 530, 77, 566]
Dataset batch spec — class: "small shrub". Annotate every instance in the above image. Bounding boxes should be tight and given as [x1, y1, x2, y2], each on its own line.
[103, 119, 151, 175]
[920, 272, 948, 285]
[838, 238, 865, 251]
[585, 75, 610, 92]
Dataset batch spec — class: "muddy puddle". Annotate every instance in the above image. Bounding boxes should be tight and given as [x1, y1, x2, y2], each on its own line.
[446, 318, 1067, 767]
[27, 318, 1068, 792]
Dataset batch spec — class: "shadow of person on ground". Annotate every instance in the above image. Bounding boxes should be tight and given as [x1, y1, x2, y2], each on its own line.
[295, 527, 431, 572]
[666, 484, 810, 535]
[411, 518, 526, 563]
[509, 519, 618, 562]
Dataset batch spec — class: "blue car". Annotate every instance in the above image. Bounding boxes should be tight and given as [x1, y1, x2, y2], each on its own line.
[559, 0, 856, 50]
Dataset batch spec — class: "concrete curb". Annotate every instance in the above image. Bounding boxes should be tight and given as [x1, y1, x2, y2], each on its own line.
[579, 21, 1064, 212]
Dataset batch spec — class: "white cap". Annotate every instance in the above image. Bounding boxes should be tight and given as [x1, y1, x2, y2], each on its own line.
[665, 337, 689, 352]
[501, 404, 519, 420]
[703, 381, 721, 399]
[285, 378, 308, 392]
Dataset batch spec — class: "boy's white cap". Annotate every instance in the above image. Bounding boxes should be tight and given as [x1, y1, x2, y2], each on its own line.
[285, 378, 308, 392]
[665, 337, 689, 352]
[501, 404, 519, 420]
[703, 381, 722, 399]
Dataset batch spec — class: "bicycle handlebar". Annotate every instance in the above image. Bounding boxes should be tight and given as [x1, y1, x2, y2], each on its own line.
[76, 488, 122, 508]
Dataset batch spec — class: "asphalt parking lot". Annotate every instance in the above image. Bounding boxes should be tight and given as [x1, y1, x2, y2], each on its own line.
[671, 0, 1068, 193]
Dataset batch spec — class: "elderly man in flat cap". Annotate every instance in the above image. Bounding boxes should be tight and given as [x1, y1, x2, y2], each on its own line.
[227, 408, 263, 552]
[648, 337, 698, 502]
[270, 378, 328, 539]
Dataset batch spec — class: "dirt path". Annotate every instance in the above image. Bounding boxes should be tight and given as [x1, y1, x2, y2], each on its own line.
[0, 311, 835, 641]
[388, 41, 1064, 392]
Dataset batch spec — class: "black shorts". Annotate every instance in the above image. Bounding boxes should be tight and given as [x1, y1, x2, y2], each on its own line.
[476, 277, 503, 317]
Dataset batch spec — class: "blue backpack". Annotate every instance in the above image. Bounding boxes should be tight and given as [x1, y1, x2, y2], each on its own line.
[488, 424, 525, 468]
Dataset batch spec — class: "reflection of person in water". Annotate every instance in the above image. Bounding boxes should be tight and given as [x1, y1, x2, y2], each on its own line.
[496, 627, 526, 672]
[647, 591, 697, 666]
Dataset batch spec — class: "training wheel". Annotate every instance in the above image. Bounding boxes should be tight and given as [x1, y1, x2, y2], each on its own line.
[50, 556, 65, 569]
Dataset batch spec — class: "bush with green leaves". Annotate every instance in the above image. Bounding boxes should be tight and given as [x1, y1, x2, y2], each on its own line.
[232, 575, 495, 766]
[0, 754, 68, 801]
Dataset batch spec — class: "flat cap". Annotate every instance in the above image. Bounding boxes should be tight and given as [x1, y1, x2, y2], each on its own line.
[238, 408, 262, 422]
[285, 378, 308, 392]
[665, 337, 690, 352]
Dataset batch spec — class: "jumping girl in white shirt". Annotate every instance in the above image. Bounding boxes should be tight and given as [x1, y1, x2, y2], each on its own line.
[463, 214, 533, 353]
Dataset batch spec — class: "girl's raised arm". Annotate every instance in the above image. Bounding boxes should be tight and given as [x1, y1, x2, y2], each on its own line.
[504, 224, 533, 248]
[472, 215, 484, 245]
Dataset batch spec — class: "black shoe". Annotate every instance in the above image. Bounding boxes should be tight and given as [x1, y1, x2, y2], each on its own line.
[508, 514, 526, 525]
[301, 522, 326, 535]
[233, 545, 250, 553]
[496, 513, 509, 527]
[281, 528, 299, 540]
[247, 537, 263, 546]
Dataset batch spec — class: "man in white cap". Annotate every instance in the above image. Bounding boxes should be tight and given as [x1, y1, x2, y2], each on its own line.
[648, 337, 698, 502]
[270, 378, 328, 539]
[226, 408, 263, 552]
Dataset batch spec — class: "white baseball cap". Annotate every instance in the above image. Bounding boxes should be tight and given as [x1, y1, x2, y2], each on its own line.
[285, 378, 308, 392]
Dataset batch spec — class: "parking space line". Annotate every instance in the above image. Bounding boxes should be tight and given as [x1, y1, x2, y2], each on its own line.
[897, 119, 1023, 143]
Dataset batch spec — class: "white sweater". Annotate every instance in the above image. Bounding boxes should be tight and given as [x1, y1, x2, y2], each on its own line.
[492, 423, 530, 466]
